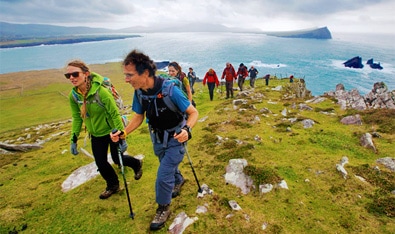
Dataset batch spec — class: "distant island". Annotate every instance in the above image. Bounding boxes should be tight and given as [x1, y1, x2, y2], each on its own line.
[264, 27, 332, 39]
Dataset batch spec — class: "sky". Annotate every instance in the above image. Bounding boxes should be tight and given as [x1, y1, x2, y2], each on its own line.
[1, 0, 394, 34]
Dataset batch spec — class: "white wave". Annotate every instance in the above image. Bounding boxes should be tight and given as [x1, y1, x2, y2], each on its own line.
[248, 60, 287, 69]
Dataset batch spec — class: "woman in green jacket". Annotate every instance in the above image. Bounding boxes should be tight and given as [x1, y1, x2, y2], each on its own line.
[66, 60, 142, 199]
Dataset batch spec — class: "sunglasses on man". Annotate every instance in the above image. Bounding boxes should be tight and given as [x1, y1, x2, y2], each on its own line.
[64, 72, 81, 79]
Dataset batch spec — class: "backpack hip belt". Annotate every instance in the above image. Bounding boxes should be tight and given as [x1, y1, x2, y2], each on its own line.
[149, 119, 186, 148]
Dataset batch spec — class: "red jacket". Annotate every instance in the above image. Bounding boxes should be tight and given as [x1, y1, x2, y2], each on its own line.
[221, 65, 236, 81]
[237, 66, 248, 79]
[203, 70, 219, 86]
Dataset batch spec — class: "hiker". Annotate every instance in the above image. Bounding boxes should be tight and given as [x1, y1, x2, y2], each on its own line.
[168, 61, 195, 106]
[264, 74, 270, 86]
[111, 50, 198, 231]
[221, 62, 237, 99]
[187, 67, 197, 94]
[65, 60, 142, 200]
[237, 63, 248, 91]
[248, 65, 259, 88]
[202, 68, 219, 101]
[290, 75, 294, 83]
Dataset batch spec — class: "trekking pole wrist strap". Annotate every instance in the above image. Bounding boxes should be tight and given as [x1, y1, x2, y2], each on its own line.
[120, 130, 127, 139]
[182, 125, 192, 140]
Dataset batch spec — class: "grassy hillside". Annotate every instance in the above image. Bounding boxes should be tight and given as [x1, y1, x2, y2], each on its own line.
[0, 64, 394, 233]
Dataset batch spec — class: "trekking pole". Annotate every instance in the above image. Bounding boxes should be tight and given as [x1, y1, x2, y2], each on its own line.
[112, 130, 135, 219]
[176, 128, 202, 193]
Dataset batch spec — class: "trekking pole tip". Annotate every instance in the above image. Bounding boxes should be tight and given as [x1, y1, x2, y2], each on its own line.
[129, 212, 135, 219]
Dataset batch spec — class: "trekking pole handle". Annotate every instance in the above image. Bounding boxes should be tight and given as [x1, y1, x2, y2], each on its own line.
[111, 129, 124, 136]
[111, 129, 125, 143]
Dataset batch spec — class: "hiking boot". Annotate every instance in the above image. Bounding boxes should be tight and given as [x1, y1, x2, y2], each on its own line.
[99, 185, 120, 199]
[134, 160, 143, 180]
[172, 179, 185, 198]
[150, 204, 171, 230]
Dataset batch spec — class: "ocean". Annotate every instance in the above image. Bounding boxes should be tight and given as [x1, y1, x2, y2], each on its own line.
[0, 32, 394, 96]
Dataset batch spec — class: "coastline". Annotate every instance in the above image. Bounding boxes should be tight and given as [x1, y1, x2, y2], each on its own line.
[0, 35, 140, 49]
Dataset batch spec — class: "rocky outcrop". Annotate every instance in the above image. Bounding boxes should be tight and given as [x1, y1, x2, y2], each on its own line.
[343, 56, 364, 69]
[365, 82, 395, 109]
[283, 79, 312, 99]
[324, 82, 395, 110]
[367, 58, 383, 70]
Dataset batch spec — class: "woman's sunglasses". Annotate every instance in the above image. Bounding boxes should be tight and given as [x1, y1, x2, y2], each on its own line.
[64, 72, 81, 79]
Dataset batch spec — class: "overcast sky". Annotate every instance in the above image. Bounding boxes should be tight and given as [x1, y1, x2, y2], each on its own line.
[1, 0, 394, 34]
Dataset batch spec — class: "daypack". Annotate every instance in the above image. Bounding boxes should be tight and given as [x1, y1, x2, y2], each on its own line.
[71, 77, 128, 126]
[158, 73, 188, 97]
[136, 76, 185, 118]
[102, 77, 124, 111]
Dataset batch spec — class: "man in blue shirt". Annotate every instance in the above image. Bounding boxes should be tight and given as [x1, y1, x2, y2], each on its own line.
[248, 66, 259, 88]
[111, 49, 198, 231]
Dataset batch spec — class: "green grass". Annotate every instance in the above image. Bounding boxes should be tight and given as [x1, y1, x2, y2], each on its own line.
[1, 70, 395, 233]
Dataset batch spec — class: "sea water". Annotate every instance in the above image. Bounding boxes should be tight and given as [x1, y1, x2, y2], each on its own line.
[0, 32, 394, 96]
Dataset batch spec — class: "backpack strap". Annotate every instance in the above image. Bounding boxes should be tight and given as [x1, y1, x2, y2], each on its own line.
[161, 80, 180, 113]
[136, 79, 182, 114]
[94, 90, 104, 108]
[71, 89, 83, 105]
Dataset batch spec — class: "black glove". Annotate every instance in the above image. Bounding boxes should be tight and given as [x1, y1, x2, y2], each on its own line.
[112, 129, 127, 152]
[70, 142, 79, 155]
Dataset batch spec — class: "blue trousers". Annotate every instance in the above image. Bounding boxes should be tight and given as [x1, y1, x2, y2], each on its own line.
[152, 136, 185, 205]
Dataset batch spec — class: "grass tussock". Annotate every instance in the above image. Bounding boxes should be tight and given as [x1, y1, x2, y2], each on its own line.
[361, 109, 395, 134]
[1, 67, 395, 233]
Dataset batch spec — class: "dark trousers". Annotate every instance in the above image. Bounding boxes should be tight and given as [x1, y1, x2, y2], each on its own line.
[238, 77, 245, 91]
[91, 134, 140, 189]
[250, 77, 256, 88]
[190, 78, 196, 94]
[207, 82, 216, 101]
[225, 81, 234, 98]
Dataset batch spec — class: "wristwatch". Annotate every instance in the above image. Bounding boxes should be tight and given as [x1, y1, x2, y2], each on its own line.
[182, 125, 192, 140]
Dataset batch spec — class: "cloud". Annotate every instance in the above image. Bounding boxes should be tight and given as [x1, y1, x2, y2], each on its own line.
[0, 0, 394, 33]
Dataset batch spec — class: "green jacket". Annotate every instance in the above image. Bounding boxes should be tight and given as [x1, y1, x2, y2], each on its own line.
[69, 72, 124, 142]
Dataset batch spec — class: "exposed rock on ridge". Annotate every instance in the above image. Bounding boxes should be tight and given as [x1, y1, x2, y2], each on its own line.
[324, 82, 395, 110]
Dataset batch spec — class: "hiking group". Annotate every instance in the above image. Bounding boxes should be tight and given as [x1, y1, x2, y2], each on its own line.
[65, 49, 266, 230]
[66, 50, 198, 231]
[220, 62, 260, 99]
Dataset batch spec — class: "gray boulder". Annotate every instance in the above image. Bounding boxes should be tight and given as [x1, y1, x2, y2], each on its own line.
[360, 133, 377, 153]
[340, 114, 362, 125]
